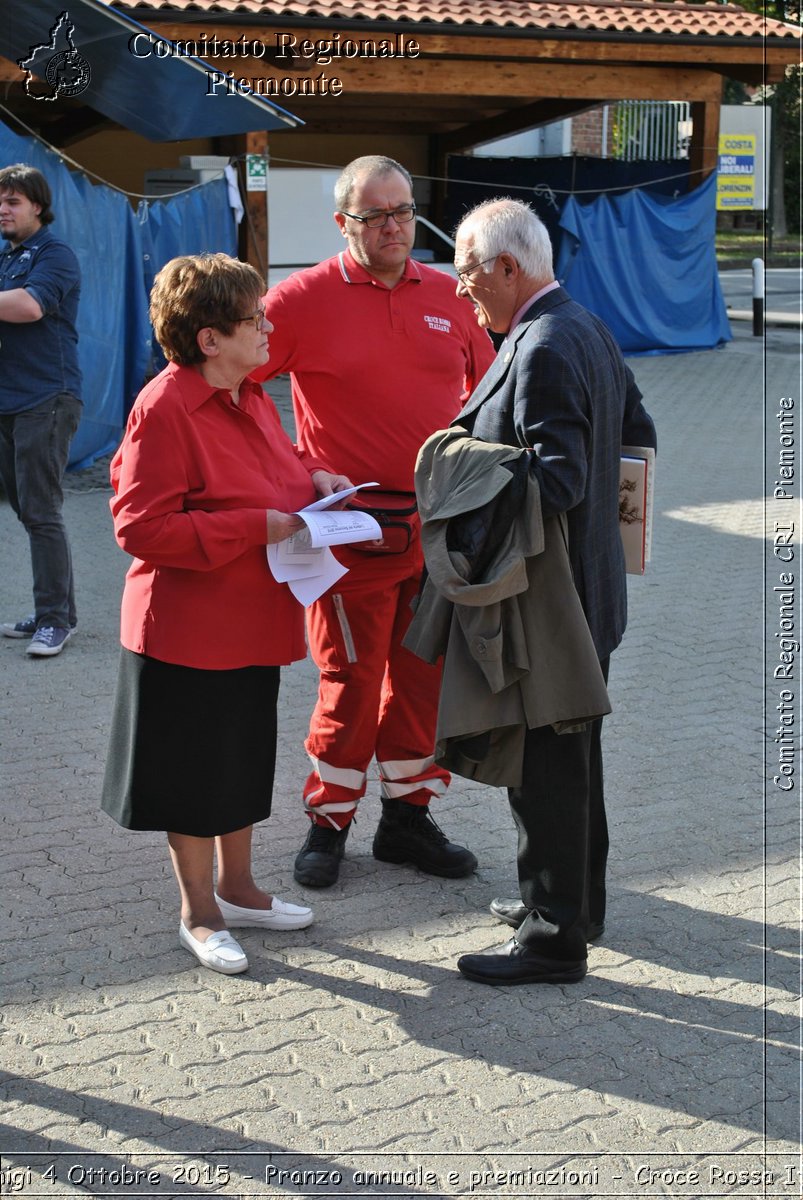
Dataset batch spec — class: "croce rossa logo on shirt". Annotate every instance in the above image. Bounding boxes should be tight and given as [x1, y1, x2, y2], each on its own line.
[424, 315, 452, 333]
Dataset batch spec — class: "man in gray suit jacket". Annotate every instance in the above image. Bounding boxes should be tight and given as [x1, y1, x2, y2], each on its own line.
[452, 198, 656, 985]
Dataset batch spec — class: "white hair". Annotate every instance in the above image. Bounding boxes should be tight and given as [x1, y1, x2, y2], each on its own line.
[455, 197, 554, 281]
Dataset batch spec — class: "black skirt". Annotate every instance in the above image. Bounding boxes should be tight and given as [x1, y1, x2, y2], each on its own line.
[101, 649, 280, 837]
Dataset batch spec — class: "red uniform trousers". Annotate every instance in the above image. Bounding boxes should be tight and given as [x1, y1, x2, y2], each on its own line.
[303, 536, 450, 828]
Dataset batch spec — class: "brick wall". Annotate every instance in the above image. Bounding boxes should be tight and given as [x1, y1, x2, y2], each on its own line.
[570, 106, 613, 156]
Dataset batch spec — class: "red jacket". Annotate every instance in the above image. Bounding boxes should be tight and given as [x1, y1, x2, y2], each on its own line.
[110, 362, 327, 669]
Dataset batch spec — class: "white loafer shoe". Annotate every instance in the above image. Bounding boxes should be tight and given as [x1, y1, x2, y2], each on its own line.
[214, 893, 314, 930]
[179, 923, 248, 974]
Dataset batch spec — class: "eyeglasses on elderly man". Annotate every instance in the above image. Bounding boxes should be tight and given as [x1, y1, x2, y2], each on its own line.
[454, 256, 498, 284]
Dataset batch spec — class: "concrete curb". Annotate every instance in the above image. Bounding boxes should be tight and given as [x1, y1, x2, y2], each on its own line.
[727, 308, 802, 328]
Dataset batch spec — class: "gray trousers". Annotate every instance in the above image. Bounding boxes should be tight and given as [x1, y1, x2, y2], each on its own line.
[0, 392, 81, 628]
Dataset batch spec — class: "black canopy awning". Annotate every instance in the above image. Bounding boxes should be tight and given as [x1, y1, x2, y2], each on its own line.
[1, 0, 302, 140]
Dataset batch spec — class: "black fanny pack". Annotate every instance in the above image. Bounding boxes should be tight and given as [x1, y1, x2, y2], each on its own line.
[347, 490, 418, 554]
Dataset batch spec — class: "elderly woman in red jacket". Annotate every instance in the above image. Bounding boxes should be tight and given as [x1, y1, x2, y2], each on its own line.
[102, 253, 350, 975]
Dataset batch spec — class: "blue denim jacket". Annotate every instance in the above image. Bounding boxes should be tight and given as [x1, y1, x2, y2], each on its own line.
[0, 227, 82, 414]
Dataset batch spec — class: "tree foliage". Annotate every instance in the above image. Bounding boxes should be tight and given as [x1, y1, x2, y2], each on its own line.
[723, 0, 801, 232]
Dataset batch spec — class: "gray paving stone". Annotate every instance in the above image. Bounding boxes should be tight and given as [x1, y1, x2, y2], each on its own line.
[1, 325, 800, 1193]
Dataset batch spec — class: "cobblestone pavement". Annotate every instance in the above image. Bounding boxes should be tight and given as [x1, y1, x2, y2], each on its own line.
[1, 324, 800, 1199]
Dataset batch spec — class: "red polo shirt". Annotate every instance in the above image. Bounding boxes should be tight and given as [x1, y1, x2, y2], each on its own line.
[110, 362, 327, 669]
[255, 252, 495, 490]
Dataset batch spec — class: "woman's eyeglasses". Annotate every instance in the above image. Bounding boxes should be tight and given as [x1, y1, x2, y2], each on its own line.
[237, 307, 268, 331]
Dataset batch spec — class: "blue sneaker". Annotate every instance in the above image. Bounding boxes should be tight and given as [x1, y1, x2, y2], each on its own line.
[26, 626, 74, 657]
[1, 615, 37, 638]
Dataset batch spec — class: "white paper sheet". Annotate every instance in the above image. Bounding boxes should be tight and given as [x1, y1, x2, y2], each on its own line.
[267, 542, 349, 604]
[302, 481, 379, 512]
[266, 482, 382, 605]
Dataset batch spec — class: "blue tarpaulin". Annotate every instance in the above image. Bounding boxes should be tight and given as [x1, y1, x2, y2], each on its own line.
[0, 120, 237, 467]
[138, 180, 239, 299]
[445, 153, 693, 253]
[556, 174, 732, 354]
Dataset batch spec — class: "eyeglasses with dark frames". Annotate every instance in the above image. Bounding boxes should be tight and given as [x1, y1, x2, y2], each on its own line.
[454, 256, 498, 284]
[237, 307, 267, 331]
[338, 204, 417, 229]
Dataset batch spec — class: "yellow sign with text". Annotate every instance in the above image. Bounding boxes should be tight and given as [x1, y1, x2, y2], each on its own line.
[717, 133, 756, 209]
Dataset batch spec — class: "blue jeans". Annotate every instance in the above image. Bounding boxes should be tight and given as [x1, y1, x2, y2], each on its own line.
[0, 392, 81, 629]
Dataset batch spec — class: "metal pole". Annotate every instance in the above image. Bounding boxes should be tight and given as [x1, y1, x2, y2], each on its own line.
[264, 147, 270, 288]
[752, 256, 765, 336]
[766, 96, 775, 258]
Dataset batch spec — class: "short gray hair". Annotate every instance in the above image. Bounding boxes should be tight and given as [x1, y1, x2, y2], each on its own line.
[334, 155, 413, 211]
[455, 198, 554, 281]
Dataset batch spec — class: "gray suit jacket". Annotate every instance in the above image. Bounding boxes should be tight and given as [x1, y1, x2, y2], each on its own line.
[457, 286, 656, 658]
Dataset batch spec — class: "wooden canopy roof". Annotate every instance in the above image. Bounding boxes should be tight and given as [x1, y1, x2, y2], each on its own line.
[1, 1, 799, 151]
[109, 1, 800, 148]
[1, 0, 799, 263]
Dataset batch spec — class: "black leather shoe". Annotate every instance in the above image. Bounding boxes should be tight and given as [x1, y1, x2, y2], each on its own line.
[457, 938, 587, 985]
[489, 897, 605, 942]
[372, 800, 477, 878]
[293, 822, 350, 887]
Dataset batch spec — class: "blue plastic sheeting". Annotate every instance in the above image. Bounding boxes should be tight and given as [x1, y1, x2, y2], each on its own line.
[0, 120, 237, 466]
[445, 153, 691, 252]
[556, 174, 732, 355]
[139, 181, 238, 298]
[138, 181, 239, 376]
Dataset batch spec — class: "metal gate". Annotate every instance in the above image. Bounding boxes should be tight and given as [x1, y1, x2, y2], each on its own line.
[610, 100, 692, 160]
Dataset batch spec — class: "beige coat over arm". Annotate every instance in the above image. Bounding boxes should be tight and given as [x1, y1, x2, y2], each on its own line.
[404, 427, 611, 787]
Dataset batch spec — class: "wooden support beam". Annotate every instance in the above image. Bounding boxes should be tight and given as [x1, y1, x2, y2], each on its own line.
[283, 97, 500, 123]
[219, 132, 270, 277]
[439, 99, 603, 155]
[201, 58, 722, 102]
[140, 24, 740, 104]
[689, 99, 721, 186]
[298, 117, 478, 136]
[148, 23, 802, 78]
[247, 131, 270, 280]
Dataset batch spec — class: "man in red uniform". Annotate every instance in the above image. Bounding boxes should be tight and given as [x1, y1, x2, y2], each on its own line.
[258, 155, 494, 887]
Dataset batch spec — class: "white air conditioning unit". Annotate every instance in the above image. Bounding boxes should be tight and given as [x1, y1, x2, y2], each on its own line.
[180, 155, 230, 184]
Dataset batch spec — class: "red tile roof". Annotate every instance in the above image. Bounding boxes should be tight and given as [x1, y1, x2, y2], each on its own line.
[113, 1, 801, 42]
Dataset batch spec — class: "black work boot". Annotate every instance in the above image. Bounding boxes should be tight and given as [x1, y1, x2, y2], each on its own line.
[294, 821, 350, 887]
[372, 799, 477, 878]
